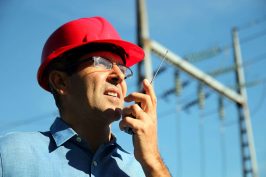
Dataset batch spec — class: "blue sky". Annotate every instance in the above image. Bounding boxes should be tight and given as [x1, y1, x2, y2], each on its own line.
[0, 0, 266, 177]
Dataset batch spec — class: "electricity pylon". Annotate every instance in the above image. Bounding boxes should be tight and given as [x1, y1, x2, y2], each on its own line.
[135, 0, 259, 177]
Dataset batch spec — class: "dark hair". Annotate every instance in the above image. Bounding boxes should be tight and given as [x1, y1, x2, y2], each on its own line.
[46, 43, 128, 111]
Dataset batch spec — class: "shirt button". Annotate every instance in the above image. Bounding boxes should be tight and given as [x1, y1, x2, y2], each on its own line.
[76, 137, 82, 143]
[92, 161, 98, 167]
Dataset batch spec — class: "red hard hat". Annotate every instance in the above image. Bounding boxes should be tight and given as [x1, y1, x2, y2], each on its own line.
[37, 16, 145, 91]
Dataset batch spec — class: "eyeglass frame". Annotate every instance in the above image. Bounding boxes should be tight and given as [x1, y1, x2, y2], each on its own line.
[63, 56, 133, 79]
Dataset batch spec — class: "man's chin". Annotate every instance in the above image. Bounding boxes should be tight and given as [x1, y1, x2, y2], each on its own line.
[103, 107, 122, 121]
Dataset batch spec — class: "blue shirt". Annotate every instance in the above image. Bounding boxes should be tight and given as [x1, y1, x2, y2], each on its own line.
[0, 118, 145, 177]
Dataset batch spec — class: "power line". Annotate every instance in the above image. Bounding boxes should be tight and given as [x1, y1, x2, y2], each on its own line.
[236, 16, 266, 31]
[0, 110, 58, 132]
[176, 106, 183, 177]
[240, 28, 266, 44]
[183, 28, 266, 63]
[219, 119, 227, 177]
[250, 81, 266, 117]
[183, 46, 226, 63]
[208, 52, 266, 77]
[199, 108, 206, 177]
[160, 80, 191, 99]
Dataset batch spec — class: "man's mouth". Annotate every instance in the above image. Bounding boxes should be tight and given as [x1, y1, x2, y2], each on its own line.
[104, 89, 121, 99]
[106, 91, 118, 97]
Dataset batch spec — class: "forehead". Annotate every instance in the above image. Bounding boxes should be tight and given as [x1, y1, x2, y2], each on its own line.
[80, 51, 125, 64]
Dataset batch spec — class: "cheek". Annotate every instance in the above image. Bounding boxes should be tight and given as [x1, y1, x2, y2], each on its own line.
[88, 73, 105, 94]
[121, 81, 127, 97]
[84, 75, 98, 94]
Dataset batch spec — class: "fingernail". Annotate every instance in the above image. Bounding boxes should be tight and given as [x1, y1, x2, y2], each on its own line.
[144, 79, 149, 85]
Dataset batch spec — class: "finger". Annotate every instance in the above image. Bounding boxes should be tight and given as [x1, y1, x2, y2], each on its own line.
[124, 92, 145, 102]
[124, 92, 153, 112]
[122, 106, 132, 116]
[143, 79, 157, 107]
[122, 104, 147, 120]
[119, 116, 142, 132]
[142, 79, 158, 122]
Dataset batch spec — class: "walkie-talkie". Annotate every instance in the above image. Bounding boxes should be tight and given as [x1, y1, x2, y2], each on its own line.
[124, 50, 168, 135]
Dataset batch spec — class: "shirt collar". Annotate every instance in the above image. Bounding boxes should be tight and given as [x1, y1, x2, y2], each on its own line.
[50, 117, 77, 147]
[49, 117, 128, 154]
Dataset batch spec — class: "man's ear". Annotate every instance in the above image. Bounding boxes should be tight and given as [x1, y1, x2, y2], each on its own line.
[48, 71, 68, 95]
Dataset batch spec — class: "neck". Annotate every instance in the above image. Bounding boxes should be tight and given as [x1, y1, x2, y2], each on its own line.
[76, 123, 112, 153]
[61, 112, 112, 154]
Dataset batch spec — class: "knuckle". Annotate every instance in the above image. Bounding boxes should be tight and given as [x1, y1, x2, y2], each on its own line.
[130, 92, 138, 97]
[123, 116, 131, 123]
[135, 126, 145, 134]
[132, 104, 140, 111]
[143, 94, 150, 100]
[122, 108, 130, 116]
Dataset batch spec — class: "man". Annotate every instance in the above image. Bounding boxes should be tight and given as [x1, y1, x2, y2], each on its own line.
[0, 16, 171, 177]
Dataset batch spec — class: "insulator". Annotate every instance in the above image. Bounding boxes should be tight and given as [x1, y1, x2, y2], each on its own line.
[175, 70, 182, 96]
[198, 82, 205, 109]
[218, 96, 225, 119]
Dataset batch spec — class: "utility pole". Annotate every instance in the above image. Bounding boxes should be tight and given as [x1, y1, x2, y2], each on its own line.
[136, 0, 153, 87]
[232, 28, 259, 177]
[135, 1, 259, 177]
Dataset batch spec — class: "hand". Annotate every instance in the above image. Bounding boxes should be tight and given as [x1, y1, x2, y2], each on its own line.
[119, 79, 171, 177]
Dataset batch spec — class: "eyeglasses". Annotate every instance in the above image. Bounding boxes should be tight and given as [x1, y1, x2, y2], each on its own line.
[79, 56, 133, 79]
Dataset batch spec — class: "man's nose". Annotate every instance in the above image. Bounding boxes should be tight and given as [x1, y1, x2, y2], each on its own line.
[108, 64, 125, 84]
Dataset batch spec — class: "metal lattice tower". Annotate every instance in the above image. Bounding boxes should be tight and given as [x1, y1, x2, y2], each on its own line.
[136, 0, 259, 176]
[232, 28, 258, 177]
